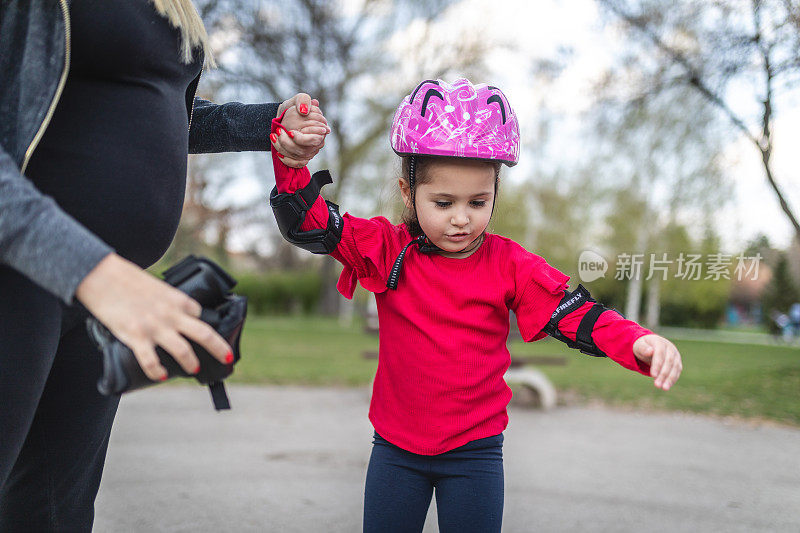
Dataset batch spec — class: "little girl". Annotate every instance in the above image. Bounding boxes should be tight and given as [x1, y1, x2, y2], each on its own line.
[268, 79, 683, 533]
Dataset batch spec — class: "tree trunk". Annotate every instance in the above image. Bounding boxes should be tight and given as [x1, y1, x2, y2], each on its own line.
[645, 276, 661, 329]
[338, 295, 354, 327]
[625, 274, 642, 323]
[624, 230, 646, 322]
[761, 149, 800, 242]
[317, 257, 340, 316]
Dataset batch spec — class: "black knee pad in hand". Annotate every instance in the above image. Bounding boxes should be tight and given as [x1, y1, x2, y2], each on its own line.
[87, 255, 247, 410]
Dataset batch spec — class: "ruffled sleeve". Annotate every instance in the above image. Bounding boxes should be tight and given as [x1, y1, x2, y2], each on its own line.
[510, 250, 570, 342]
[508, 243, 652, 375]
[333, 215, 406, 299]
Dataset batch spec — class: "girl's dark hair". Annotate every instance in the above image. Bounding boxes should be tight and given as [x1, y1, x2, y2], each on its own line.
[400, 156, 501, 236]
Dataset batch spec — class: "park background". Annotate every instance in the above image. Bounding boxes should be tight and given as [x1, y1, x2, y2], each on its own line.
[149, 0, 800, 426]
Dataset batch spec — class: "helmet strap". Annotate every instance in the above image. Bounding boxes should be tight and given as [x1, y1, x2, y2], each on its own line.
[409, 155, 417, 208]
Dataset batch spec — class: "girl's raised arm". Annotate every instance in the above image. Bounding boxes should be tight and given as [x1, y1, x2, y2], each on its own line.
[270, 106, 331, 232]
[268, 109, 404, 299]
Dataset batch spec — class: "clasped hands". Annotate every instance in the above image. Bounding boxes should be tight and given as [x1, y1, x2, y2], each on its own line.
[273, 93, 330, 168]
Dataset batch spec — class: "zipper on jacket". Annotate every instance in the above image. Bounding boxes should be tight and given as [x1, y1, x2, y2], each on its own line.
[188, 68, 202, 133]
[21, 0, 71, 174]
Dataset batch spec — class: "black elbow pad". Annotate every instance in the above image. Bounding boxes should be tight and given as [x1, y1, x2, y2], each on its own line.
[270, 170, 343, 254]
[543, 284, 610, 358]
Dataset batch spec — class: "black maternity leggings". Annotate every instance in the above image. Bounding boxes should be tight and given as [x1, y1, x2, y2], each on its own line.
[0, 265, 119, 532]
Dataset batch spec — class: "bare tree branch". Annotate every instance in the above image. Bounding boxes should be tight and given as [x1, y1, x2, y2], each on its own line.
[597, 0, 800, 241]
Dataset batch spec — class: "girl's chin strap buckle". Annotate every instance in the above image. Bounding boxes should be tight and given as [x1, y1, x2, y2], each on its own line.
[417, 236, 441, 254]
[386, 232, 487, 290]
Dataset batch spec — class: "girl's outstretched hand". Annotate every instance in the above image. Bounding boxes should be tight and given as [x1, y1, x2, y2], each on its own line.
[632, 334, 683, 391]
[273, 96, 329, 168]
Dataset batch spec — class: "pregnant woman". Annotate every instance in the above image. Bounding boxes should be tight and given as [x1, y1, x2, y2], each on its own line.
[0, 1, 328, 530]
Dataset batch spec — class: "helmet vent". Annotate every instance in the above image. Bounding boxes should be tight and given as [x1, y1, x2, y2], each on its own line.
[409, 79, 441, 102]
[487, 94, 507, 124]
[421, 89, 444, 117]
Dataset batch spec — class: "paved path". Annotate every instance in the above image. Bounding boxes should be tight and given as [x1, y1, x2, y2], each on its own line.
[95, 385, 800, 532]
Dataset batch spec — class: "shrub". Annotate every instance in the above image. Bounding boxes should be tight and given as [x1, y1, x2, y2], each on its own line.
[234, 270, 322, 315]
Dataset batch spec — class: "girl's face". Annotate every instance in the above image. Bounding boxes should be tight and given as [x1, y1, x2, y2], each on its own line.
[400, 159, 495, 256]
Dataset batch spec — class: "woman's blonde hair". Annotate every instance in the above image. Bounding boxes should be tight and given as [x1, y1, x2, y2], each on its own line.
[151, 0, 216, 68]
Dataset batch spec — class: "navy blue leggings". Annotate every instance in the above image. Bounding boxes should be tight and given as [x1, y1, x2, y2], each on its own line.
[363, 432, 504, 533]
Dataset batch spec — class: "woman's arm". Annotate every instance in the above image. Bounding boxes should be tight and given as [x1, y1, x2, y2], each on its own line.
[188, 92, 329, 157]
[188, 98, 279, 153]
[0, 143, 112, 304]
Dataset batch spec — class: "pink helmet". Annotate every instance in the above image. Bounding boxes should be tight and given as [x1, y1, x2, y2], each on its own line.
[390, 78, 520, 166]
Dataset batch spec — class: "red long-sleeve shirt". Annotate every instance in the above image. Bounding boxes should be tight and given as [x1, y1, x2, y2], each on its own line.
[270, 116, 652, 455]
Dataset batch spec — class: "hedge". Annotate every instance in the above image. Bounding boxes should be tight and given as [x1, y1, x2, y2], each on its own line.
[234, 270, 322, 315]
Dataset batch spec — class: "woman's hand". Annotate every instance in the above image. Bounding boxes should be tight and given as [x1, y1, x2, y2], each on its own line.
[632, 334, 683, 391]
[274, 93, 329, 168]
[75, 254, 233, 381]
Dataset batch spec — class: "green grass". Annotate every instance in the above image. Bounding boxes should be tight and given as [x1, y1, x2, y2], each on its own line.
[234, 315, 379, 385]
[509, 336, 800, 425]
[233, 315, 800, 426]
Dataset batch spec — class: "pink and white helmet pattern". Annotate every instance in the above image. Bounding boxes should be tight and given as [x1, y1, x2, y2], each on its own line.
[390, 78, 520, 166]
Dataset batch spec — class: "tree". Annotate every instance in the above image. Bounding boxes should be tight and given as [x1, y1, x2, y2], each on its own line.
[193, 0, 494, 313]
[762, 252, 800, 331]
[597, 0, 800, 243]
[589, 83, 731, 326]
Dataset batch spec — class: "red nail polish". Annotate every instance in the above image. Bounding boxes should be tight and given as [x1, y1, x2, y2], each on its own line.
[299, 104, 308, 114]
[225, 352, 234, 364]
[270, 133, 277, 143]
[287, 131, 294, 138]
[193, 365, 201, 374]
[277, 153, 284, 159]
[160, 374, 168, 381]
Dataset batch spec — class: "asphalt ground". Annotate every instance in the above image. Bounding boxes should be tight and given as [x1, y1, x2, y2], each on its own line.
[94, 385, 800, 532]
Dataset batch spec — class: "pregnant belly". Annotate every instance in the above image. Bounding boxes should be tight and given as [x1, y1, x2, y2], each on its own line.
[26, 81, 192, 268]
[51, 166, 187, 268]
[28, 142, 188, 269]
[80, 178, 186, 268]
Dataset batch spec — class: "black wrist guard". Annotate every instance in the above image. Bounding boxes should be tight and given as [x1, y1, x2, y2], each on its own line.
[543, 284, 609, 358]
[87, 255, 247, 410]
[270, 169, 343, 254]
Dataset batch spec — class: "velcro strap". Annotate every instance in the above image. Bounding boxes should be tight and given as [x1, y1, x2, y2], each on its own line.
[209, 381, 230, 410]
[326, 200, 343, 233]
[294, 170, 332, 209]
[544, 284, 608, 358]
[575, 303, 607, 356]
